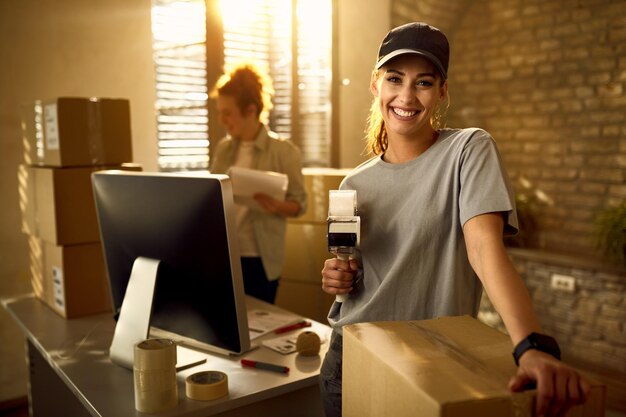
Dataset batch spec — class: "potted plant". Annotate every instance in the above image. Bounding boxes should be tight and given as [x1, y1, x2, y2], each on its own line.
[505, 177, 553, 248]
[592, 199, 626, 265]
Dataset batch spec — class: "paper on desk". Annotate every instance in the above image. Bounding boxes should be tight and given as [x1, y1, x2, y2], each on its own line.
[247, 309, 302, 341]
[227, 166, 288, 207]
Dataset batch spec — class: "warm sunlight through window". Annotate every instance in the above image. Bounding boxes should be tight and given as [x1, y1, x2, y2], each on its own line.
[152, 0, 209, 171]
[152, 0, 333, 170]
[219, 0, 283, 30]
[218, 0, 333, 166]
[153, 1, 206, 48]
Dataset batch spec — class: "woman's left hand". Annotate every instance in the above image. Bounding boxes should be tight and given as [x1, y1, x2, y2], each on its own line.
[508, 349, 590, 417]
[253, 192, 281, 214]
[253, 193, 301, 217]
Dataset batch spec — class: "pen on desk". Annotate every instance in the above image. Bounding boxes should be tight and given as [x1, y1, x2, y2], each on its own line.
[175, 358, 207, 372]
[241, 359, 289, 374]
[274, 320, 311, 334]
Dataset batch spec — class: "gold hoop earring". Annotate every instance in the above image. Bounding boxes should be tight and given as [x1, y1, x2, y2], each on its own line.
[431, 93, 450, 131]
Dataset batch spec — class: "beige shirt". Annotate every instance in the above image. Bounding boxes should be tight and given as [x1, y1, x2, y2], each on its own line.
[233, 141, 259, 256]
[210, 125, 308, 279]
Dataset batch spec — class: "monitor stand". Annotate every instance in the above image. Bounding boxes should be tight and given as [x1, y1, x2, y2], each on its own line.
[109, 257, 160, 369]
[108, 257, 208, 371]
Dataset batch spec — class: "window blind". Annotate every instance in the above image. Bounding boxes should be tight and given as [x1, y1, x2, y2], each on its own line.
[152, 0, 209, 171]
[152, 0, 333, 170]
[220, 0, 332, 167]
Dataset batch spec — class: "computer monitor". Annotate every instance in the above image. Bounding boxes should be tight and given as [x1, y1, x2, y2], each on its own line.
[92, 171, 251, 365]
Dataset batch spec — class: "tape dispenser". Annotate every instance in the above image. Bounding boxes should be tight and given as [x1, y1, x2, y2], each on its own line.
[327, 190, 360, 303]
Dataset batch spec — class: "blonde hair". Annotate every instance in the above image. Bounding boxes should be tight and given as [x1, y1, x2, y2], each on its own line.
[365, 69, 450, 156]
[211, 62, 274, 123]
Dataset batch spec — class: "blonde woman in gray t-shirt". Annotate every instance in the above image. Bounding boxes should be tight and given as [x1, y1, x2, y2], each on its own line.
[319, 22, 589, 417]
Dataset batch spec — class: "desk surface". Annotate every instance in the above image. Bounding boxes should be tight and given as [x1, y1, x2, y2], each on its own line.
[3, 294, 331, 417]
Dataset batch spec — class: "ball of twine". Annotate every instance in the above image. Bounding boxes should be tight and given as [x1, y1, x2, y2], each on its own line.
[296, 331, 321, 356]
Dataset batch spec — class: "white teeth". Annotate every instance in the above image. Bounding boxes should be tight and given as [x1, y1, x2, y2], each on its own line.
[393, 108, 417, 117]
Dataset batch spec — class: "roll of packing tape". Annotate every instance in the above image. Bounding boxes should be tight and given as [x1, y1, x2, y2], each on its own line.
[134, 338, 178, 413]
[134, 338, 177, 370]
[186, 371, 229, 401]
[329, 190, 356, 216]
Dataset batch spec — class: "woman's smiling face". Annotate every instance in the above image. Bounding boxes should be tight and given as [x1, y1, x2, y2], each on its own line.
[371, 54, 447, 140]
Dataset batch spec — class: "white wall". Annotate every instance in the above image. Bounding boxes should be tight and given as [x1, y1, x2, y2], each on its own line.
[0, 0, 156, 402]
[337, 0, 391, 168]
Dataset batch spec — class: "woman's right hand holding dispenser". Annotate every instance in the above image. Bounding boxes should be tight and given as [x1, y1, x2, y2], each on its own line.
[321, 258, 358, 296]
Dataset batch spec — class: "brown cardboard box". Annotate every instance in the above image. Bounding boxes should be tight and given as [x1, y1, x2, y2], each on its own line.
[343, 316, 606, 417]
[283, 223, 330, 283]
[19, 163, 142, 245]
[29, 236, 112, 318]
[21, 97, 132, 167]
[275, 280, 335, 324]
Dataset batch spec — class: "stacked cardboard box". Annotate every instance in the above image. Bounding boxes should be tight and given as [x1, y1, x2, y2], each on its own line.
[19, 97, 139, 318]
[343, 316, 606, 417]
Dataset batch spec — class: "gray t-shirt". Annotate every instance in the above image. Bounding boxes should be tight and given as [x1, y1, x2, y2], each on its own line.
[328, 128, 518, 333]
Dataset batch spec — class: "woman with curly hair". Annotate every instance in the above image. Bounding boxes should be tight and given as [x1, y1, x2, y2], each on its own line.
[210, 62, 307, 304]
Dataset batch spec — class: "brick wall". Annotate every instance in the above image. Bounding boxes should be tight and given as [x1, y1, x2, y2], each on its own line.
[479, 248, 626, 411]
[393, 0, 626, 258]
[457, 0, 624, 256]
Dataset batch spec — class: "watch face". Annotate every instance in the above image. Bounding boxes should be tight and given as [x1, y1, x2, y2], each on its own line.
[530, 333, 561, 356]
[514, 332, 561, 366]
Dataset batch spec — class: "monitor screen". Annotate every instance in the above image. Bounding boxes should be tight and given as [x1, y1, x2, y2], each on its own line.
[92, 171, 250, 356]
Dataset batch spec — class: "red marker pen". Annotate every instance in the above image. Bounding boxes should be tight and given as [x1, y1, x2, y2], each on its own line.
[274, 320, 311, 334]
[241, 359, 289, 374]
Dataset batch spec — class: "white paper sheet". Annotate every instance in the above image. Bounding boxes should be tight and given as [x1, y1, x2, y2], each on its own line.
[227, 166, 288, 207]
[247, 309, 302, 341]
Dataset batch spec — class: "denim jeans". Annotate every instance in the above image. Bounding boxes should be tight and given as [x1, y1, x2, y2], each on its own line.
[319, 331, 343, 417]
[240, 257, 279, 304]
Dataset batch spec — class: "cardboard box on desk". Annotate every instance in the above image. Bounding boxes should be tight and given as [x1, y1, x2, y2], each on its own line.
[29, 236, 112, 318]
[21, 97, 132, 167]
[275, 279, 335, 324]
[343, 316, 606, 417]
[283, 223, 330, 284]
[18, 163, 142, 245]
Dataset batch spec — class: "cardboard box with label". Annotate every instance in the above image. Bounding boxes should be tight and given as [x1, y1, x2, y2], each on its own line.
[29, 236, 112, 318]
[18, 163, 141, 245]
[343, 316, 606, 417]
[21, 97, 132, 167]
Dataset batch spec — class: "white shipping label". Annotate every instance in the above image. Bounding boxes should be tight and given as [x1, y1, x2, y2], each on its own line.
[52, 266, 66, 312]
[44, 103, 60, 150]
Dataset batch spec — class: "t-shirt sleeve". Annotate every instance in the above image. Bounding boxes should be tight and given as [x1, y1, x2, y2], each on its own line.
[458, 129, 519, 235]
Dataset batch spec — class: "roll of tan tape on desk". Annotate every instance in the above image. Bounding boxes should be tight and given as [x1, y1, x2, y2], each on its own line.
[134, 338, 178, 413]
[186, 371, 229, 401]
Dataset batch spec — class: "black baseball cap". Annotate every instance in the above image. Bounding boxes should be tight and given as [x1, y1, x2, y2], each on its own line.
[376, 22, 450, 79]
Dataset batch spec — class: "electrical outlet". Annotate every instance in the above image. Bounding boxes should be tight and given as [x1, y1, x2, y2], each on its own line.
[550, 274, 576, 293]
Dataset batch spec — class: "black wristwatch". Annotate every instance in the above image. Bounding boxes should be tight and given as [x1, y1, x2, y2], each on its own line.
[512, 332, 561, 366]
